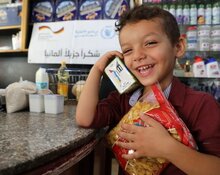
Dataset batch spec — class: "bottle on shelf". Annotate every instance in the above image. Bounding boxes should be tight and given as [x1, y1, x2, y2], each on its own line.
[57, 61, 70, 100]
[189, 0, 197, 25]
[183, 2, 190, 25]
[197, 3, 205, 24]
[205, 0, 212, 25]
[176, 1, 183, 25]
[212, 0, 220, 24]
[35, 67, 49, 91]
[192, 56, 207, 77]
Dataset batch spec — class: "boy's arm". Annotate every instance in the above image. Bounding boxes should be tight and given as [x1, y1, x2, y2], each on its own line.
[75, 65, 102, 127]
[165, 137, 220, 175]
[75, 51, 123, 127]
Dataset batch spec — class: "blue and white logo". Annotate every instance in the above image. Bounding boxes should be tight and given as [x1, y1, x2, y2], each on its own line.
[101, 25, 115, 39]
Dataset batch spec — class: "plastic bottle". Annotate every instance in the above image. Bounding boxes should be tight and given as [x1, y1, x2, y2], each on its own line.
[190, 2, 197, 25]
[169, 4, 176, 18]
[212, 1, 220, 24]
[57, 61, 69, 100]
[197, 4, 205, 24]
[35, 67, 49, 91]
[205, 3, 212, 25]
[183, 4, 190, 25]
[186, 26, 198, 51]
[205, 57, 220, 77]
[176, 3, 183, 24]
[192, 56, 207, 77]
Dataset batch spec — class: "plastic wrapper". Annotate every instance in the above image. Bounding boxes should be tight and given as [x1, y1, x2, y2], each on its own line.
[106, 83, 197, 175]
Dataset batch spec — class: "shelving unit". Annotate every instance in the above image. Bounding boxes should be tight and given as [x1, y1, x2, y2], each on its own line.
[0, 0, 30, 53]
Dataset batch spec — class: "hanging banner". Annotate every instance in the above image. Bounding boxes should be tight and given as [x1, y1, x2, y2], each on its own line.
[28, 20, 121, 64]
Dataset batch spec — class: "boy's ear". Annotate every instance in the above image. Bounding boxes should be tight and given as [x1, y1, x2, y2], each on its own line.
[175, 36, 186, 59]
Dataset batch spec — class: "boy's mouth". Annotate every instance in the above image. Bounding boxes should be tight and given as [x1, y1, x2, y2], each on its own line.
[137, 64, 155, 75]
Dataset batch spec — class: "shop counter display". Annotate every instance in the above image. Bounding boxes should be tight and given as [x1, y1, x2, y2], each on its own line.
[0, 104, 104, 175]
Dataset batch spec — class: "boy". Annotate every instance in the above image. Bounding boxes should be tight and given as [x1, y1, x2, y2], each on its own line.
[76, 5, 220, 175]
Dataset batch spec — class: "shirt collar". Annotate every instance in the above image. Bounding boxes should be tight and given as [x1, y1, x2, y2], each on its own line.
[129, 83, 172, 106]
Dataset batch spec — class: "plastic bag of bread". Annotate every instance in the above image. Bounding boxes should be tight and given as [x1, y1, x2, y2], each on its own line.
[6, 78, 37, 113]
[106, 83, 197, 175]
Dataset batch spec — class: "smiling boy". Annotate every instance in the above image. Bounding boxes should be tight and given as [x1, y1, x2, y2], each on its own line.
[76, 5, 220, 175]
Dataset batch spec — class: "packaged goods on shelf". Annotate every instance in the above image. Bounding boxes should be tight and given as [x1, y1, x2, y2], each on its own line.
[192, 56, 207, 77]
[31, 0, 54, 22]
[55, 0, 78, 21]
[0, 3, 21, 26]
[205, 57, 220, 78]
[103, 0, 130, 19]
[78, 0, 102, 20]
[57, 61, 69, 100]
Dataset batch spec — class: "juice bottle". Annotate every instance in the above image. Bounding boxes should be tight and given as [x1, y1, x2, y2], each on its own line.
[57, 61, 69, 100]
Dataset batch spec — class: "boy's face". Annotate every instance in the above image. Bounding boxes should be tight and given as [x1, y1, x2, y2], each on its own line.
[119, 19, 181, 89]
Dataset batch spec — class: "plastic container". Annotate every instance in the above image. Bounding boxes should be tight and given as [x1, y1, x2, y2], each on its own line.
[29, 94, 45, 113]
[57, 61, 69, 100]
[197, 25, 211, 37]
[198, 36, 210, 51]
[44, 94, 64, 114]
[192, 56, 206, 77]
[186, 26, 198, 51]
[205, 57, 220, 78]
[35, 67, 49, 91]
[212, 2, 220, 24]
[190, 3, 197, 25]
[183, 4, 190, 24]
[205, 3, 212, 25]
[197, 4, 205, 25]
[211, 25, 220, 37]
[210, 37, 220, 51]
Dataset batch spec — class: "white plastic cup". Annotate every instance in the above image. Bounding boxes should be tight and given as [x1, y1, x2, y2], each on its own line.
[29, 94, 45, 113]
[44, 94, 64, 114]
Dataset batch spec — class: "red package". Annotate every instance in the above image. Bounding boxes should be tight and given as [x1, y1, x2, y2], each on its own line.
[106, 83, 197, 175]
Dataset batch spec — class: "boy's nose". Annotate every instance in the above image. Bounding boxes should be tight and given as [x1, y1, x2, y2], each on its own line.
[133, 51, 147, 62]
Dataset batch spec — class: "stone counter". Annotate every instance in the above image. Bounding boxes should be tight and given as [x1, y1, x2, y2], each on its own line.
[0, 105, 99, 175]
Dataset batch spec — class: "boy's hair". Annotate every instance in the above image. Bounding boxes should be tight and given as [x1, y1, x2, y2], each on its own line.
[116, 5, 180, 46]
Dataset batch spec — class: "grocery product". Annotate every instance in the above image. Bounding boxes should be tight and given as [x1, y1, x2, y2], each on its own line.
[57, 61, 69, 100]
[35, 67, 49, 91]
[106, 84, 197, 175]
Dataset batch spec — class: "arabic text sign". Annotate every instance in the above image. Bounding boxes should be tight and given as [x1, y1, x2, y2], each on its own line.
[28, 20, 121, 64]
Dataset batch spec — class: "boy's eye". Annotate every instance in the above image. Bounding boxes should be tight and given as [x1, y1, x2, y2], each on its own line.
[145, 41, 157, 46]
[123, 49, 132, 55]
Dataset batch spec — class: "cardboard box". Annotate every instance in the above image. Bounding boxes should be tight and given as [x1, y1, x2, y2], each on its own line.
[103, 0, 130, 19]
[31, 0, 54, 22]
[78, 0, 103, 20]
[0, 4, 21, 26]
[104, 57, 140, 94]
[55, 0, 78, 21]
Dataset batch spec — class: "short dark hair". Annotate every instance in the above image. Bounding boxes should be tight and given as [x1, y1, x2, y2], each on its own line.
[116, 5, 180, 46]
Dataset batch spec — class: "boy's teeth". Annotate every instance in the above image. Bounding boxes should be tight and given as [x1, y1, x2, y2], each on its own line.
[138, 64, 153, 71]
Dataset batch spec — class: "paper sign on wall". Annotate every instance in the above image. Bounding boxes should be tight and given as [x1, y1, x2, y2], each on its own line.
[28, 20, 121, 64]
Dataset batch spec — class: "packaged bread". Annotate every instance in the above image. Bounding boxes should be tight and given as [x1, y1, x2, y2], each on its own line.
[106, 83, 197, 175]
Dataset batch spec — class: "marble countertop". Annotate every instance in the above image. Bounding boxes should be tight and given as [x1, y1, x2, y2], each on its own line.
[0, 105, 98, 175]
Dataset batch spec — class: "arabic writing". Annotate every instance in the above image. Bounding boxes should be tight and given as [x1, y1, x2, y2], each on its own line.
[44, 48, 101, 59]
[74, 30, 99, 38]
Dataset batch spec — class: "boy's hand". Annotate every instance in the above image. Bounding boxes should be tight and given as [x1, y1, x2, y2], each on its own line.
[94, 51, 123, 73]
[116, 114, 175, 160]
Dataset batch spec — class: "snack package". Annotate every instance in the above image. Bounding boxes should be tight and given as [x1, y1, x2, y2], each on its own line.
[106, 83, 197, 175]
